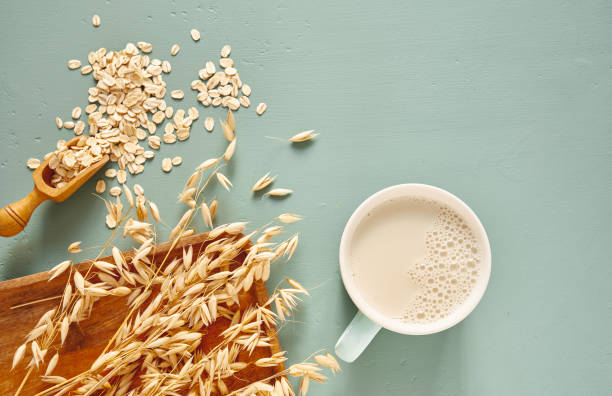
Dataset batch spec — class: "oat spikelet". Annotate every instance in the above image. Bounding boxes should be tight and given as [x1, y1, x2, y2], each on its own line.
[73, 270, 85, 295]
[30, 341, 42, 368]
[314, 353, 341, 374]
[49, 260, 72, 280]
[12, 343, 26, 370]
[197, 158, 220, 171]
[252, 172, 276, 192]
[267, 188, 293, 197]
[220, 120, 234, 141]
[224, 138, 237, 162]
[277, 213, 303, 224]
[216, 172, 233, 191]
[227, 109, 236, 131]
[60, 316, 70, 345]
[209, 198, 218, 221]
[287, 278, 309, 295]
[186, 170, 201, 188]
[123, 185, 134, 207]
[45, 352, 59, 376]
[201, 202, 213, 228]
[289, 130, 318, 143]
[67, 241, 82, 253]
[148, 201, 161, 222]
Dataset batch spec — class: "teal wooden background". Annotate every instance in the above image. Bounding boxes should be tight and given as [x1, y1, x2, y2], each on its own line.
[1, 1, 611, 394]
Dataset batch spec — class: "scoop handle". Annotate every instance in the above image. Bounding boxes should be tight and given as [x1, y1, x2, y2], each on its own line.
[0, 188, 47, 237]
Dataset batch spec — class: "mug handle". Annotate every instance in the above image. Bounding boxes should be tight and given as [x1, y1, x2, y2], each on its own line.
[334, 310, 381, 362]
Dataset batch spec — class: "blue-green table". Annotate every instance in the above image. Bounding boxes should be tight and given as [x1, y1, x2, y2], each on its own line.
[1, 1, 611, 394]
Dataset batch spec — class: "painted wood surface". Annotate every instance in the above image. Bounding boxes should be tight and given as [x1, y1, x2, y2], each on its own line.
[0, 1, 611, 395]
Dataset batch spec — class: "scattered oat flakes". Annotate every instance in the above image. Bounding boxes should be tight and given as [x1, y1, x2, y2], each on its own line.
[95, 179, 106, 193]
[148, 136, 161, 150]
[170, 44, 180, 56]
[171, 90, 184, 99]
[239, 96, 250, 107]
[163, 134, 177, 144]
[152, 111, 165, 124]
[26, 158, 40, 170]
[171, 156, 183, 166]
[92, 14, 100, 27]
[221, 44, 231, 58]
[117, 169, 127, 184]
[188, 107, 199, 120]
[162, 158, 173, 172]
[219, 58, 233, 68]
[256, 102, 267, 115]
[72, 107, 82, 120]
[137, 42, 152, 53]
[74, 121, 85, 135]
[161, 60, 171, 73]
[67, 60, 81, 70]
[190, 29, 200, 41]
[109, 186, 122, 196]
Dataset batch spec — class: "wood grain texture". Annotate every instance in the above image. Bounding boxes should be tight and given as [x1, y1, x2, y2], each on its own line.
[0, 233, 284, 395]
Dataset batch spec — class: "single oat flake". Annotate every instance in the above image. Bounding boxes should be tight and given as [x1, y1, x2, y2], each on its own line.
[92, 14, 100, 27]
[95, 179, 106, 194]
[162, 158, 173, 172]
[221, 44, 231, 58]
[170, 90, 184, 99]
[256, 102, 267, 115]
[109, 186, 122, 196]
[26, 158, 41, 170]
[190, 28, 200, 41]
[67, 60, 81, 70]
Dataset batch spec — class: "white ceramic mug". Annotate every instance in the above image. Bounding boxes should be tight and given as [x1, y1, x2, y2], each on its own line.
[335, 184, 491, 362]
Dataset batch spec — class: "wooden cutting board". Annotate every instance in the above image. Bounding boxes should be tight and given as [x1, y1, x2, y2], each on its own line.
[0, 233, 285, 395]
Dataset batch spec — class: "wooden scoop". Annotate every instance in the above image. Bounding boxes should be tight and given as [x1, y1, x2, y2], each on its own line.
[0, 137, 109, 237]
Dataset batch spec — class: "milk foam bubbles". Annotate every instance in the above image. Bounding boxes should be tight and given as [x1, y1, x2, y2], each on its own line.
[405, 205, 482, 323]
[348, 197, 482, 325]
